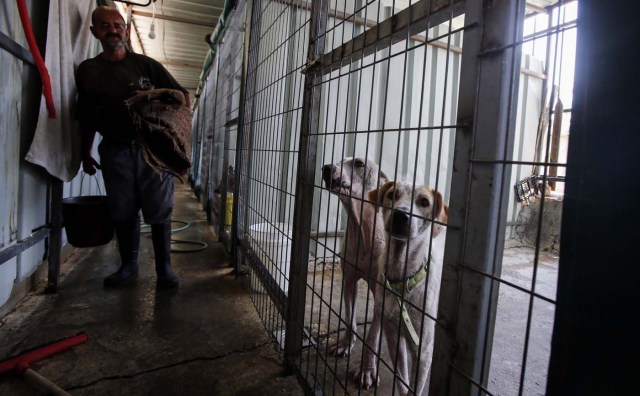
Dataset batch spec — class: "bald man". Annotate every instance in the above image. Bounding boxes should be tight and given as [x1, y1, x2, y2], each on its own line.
[76, 6, 189, 289]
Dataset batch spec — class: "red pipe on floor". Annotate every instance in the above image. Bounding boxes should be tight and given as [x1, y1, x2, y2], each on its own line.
[16, 0, 56, 118]
[0, 332, 88, 375]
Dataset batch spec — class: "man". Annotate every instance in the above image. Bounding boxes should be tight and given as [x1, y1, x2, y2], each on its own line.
[76, 6, 190, 289]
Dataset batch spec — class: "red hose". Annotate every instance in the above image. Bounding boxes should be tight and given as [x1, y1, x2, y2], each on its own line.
[16, 0, 56, 118]
[0, 332, 88, 375]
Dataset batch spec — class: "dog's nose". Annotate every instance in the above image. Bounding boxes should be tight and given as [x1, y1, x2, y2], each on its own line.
[322, 165, 335, 184]
[390, 211, 411, 237]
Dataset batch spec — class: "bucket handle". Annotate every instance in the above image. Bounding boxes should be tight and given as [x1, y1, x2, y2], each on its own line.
[79, 171, 104, 196]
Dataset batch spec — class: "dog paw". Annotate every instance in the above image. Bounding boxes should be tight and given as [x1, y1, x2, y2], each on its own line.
[354, 366, 379, 389]
[327, 338, 354, 357]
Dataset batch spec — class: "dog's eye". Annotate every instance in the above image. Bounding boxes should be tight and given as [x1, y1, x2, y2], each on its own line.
[385, 190, 396, 201]
[418, 197, 431, 207]
[354, 160, 365, 168]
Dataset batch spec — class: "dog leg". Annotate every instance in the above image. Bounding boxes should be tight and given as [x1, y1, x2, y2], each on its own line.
[389, 333, 411, 396]
[354, 283, 383, 388]
[414, 360, 432, 396]
[414, 339, 435, 396]
[383, 324, 407, 395]
[328, 264, 356, 356]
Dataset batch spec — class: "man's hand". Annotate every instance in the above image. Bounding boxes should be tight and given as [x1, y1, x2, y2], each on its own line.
[82, 155, 101, 175]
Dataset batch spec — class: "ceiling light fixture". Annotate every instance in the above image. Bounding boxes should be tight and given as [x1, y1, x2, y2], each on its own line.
[148, 0, 156, 39]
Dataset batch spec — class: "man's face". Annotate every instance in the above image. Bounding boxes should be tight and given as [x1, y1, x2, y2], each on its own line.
[90, 10, 129, 50]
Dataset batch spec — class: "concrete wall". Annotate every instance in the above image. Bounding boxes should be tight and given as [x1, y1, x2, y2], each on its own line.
[514, 196, 563, 252]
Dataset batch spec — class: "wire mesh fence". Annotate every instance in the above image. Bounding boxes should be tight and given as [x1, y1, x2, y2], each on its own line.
[191, 0, 577, 394]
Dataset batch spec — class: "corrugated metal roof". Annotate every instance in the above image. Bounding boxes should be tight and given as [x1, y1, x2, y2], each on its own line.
[117, 0, 224, 95]
[115, 0, 566, 96]
[526, 0, 565, 14]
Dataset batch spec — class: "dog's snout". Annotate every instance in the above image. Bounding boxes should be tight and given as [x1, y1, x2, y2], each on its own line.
[322, 164, 341, 188]
[389, 211, 411, 238]
[322, 164, 333, 181]
[322, 164, 334, 185]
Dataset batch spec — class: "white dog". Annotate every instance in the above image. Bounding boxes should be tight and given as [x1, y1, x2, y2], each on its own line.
[366, 180, 448, 395]
[322, 157, 388, 387]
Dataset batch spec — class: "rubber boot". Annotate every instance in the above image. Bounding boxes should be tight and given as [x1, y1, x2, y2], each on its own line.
[151, 221, 179, 289]
[104, 219, 140, 287]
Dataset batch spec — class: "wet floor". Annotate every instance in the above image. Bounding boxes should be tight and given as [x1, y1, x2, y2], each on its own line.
[0, 182, 558, 395]
[0, 183, 303, 396]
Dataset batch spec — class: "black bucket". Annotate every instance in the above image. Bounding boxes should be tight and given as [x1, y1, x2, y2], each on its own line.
[62, 196, 114, 248]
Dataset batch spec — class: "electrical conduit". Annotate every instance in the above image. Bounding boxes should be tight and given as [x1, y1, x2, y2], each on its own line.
[16, 0, 56, 118]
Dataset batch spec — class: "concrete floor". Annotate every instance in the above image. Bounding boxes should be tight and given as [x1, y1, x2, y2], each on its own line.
[0, 183, 304, 396]
[0, 181, 559, 395]
[297, 242, 558, 395]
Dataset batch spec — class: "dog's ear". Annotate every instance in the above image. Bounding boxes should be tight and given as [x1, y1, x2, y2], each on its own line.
[433, 190, 447, 222]
[367, 187, 382, 207]
[378, 169, 390, 184]
[368, 180, 395, 212]
[431, 189, 448, 237]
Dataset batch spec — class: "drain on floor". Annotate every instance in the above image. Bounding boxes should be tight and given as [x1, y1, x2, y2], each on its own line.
[273, 326, 316, 351]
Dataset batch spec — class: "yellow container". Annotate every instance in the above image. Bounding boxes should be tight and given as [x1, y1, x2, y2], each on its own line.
[217, 193, 233, 226]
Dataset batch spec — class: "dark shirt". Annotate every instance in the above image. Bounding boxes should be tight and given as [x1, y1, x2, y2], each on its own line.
[76, 52, 187, 142]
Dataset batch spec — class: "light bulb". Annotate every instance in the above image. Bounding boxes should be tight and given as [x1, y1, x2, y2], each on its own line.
[148, 24, 156, 39]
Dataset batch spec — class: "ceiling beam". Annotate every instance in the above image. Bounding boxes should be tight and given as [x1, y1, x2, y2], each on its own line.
[160, 59, 204, 69]
[132, 10, 217, 28]
[525, 2, 548, 15]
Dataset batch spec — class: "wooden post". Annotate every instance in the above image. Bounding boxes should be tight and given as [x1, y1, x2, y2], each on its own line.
[549, 98, 563, 190]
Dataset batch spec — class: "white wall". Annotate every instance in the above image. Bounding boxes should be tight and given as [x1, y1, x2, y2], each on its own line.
[246, 3, 309, 228]
[313, 14, 544, 257]
[193, 2, 545, 263]
[313, 17, 464, 258]
[0, 1, 24, 306]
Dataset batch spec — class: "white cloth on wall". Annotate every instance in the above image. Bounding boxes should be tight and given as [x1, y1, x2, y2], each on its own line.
[25, 0, 97, 181]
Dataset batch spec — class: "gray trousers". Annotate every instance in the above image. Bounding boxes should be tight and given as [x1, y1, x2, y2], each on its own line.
[98, 139, 173, 224]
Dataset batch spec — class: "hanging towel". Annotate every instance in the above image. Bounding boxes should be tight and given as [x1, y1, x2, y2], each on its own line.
[24, 0, 97, 181]
[125, 88, 193, 182]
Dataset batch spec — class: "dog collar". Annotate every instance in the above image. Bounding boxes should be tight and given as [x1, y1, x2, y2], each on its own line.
[386, 256, 429, 293]
[384, 256, 430, 347]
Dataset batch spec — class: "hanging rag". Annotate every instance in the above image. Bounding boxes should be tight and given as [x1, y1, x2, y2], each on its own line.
[125, 88, 193, 182]
[24, 0, 97, 181]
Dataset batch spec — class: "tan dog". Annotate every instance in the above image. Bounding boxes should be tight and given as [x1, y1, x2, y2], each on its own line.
[366, 180, 448, 395]
[321, 157, 388, 386]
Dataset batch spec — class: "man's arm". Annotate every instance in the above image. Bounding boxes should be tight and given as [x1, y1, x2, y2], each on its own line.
[75, 63, 102, 175]
[79, 118, 101, 175]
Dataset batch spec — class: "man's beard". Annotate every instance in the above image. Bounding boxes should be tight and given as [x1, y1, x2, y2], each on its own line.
[104, 34, 126, 48]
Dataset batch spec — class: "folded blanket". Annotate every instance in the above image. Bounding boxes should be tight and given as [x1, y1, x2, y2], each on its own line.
[125, 89, 192, 182]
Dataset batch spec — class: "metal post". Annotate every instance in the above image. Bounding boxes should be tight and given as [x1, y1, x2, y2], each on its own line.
[284, 0, 328, 375]
[220, 13, 240, 241]
[206, 57, 221, 225]
[45, 177, 63, 293]
[277, 3, 299, 222]
[233, 0, 259, 272]
[430, 0, 525, 394]
[230, 0, 252, 270]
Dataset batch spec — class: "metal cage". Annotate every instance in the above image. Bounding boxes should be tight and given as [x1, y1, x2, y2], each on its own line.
[192, 0, 579, 394]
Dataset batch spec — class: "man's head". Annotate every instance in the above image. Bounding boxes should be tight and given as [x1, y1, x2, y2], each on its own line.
[90, 6, 129, 50]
